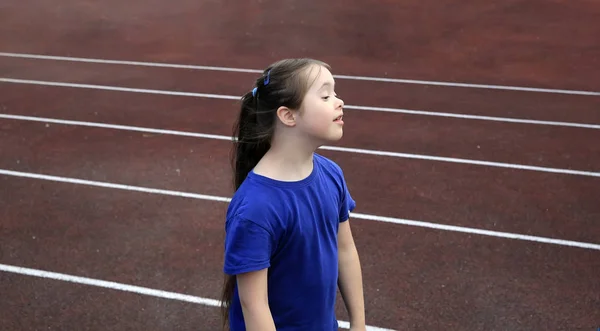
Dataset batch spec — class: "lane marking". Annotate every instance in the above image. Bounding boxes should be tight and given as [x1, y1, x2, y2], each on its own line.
[319, 145, 600, 178]
[0, 77, 239, 100]
[2, 113, 600, 178]
[0, 263, 395, 331]
[1, 168, 599, 251]
[1, 77, 599, 130]
[344, 105, 600, 130]
[1, 51, 600, 96]
[0, 114, 233, 141]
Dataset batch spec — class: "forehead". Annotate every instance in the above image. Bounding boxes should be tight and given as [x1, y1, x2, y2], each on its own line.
[304, 64, 334, 90]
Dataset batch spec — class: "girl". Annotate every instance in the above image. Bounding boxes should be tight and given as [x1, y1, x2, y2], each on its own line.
[221, 58, 366, 331]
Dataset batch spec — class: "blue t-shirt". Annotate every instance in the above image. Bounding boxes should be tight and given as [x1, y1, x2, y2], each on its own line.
[223, 153, 356, 331]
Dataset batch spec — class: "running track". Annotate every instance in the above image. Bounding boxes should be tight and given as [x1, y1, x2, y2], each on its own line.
[1, 1, 599, 330]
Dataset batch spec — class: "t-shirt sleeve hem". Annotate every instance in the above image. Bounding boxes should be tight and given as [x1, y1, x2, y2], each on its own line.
[339, 196, 356, 223]
[224, 262, 271, 276]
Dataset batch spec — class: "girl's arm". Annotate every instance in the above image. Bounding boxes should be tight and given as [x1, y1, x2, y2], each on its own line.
[236, 268, 277, 331]
[337, 220, 366, 330]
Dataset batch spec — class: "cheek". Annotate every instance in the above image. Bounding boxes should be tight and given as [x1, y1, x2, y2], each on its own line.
[297, 100, 331, 131]
[303, 110, 329, 129]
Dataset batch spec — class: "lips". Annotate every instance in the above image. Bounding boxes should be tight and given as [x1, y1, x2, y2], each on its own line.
[333, 115, 343, 122]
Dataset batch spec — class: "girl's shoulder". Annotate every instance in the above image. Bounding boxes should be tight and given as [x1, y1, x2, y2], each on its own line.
[313, 152, 343, 174]
[226, 178, 292, 232]
[313, 152, 347, 184]
[313, 152, 349, 192]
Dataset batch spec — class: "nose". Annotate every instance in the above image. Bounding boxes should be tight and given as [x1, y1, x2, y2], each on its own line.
[336, 96, 344, 108]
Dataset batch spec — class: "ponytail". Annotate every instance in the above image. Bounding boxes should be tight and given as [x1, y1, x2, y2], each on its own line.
[231, 90, 273, 190]
[221, 88, 273, 330]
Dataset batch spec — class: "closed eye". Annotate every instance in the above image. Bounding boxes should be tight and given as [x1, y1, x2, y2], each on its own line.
[322, 93, 338, 101]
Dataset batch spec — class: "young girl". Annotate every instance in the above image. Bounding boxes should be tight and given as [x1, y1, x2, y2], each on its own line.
[221, 58, 366, 331]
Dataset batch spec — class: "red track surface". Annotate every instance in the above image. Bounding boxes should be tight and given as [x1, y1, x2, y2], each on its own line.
[1, 1, 599, 330]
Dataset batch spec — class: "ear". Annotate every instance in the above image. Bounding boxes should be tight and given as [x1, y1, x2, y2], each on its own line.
[276, 106, 297, 127]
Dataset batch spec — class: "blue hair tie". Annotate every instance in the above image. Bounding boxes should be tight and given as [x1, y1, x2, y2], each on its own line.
[264, 70, 271, 85]
[252, 87, 257, 97]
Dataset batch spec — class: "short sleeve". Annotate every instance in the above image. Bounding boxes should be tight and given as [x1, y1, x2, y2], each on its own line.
[223, 217, 274, 275]
[339, 173, 356, 223]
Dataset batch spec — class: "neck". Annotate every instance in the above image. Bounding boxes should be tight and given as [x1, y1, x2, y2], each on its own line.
[253, 132, 318, 182]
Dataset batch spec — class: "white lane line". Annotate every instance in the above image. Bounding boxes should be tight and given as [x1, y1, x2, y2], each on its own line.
[0, 167, 232, 202]
[0, 52, 264, 73]
[0, 263, 221, 306]
[319, 145, 600, 178]
[1, 169, 599, 251]
[1, 51, 599, 96]
[0, 77, 239, 100]
[1, 77, 599, 130]
[0, 263, 395, 331]
[0, 114, 233, 141]
[350, 212, 600, 250]
[2, 113, 600, 178]
[344, 105, 600, 130]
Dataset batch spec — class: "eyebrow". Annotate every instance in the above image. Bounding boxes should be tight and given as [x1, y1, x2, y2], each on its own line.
[318, 82, 334, 90]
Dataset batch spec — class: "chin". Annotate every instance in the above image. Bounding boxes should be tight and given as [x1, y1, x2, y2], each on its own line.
[313, 128, 344, 145]
[326, 130, 344, 142]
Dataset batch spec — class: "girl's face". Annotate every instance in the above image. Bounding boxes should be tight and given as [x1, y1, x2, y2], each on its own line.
[295, 65, 345, 145]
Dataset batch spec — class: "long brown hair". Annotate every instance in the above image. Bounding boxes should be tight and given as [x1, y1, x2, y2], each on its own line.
[221, 58, 330, 329]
